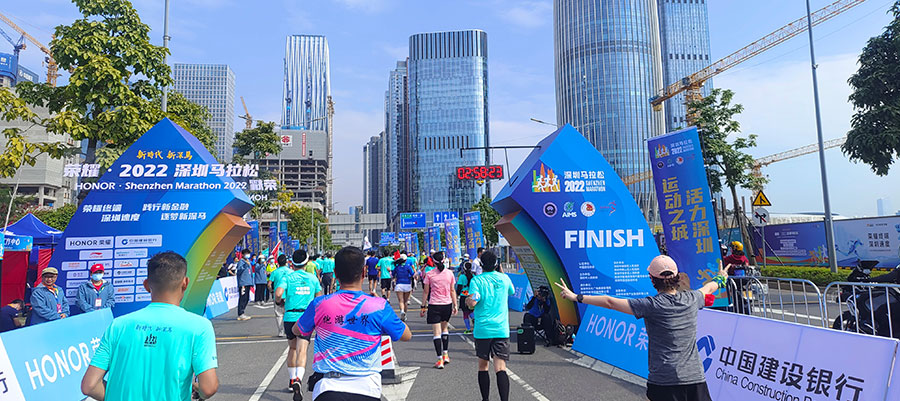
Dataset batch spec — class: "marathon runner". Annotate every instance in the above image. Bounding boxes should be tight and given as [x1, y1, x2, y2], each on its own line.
[457, 260, 475, 334]
[377, 250, 394, 302]
[320, 253, 336, 295]
[421, 251, 457, 369]
[466, 251, 514, 401]
[80, 252, 219, 400]
[392, 251, 416, 321]
[295, 246, 412, 401]
[365, 250, 380, 295]
[268, 254, 293, 337]
[275, 249, 324, 401]
[554, 255, 728, 401]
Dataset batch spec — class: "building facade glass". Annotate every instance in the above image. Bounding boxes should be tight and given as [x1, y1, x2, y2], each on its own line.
[408, 30, 490, 218]
[172, 63, 236, 162]
[657, 0, 712, 133]
[554, 0, 665, 220]
[384, 61, 409, 221]
[363, 134, 385, 214]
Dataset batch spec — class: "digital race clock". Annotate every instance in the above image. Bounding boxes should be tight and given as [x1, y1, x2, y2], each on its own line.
[456, 165, 504, 180]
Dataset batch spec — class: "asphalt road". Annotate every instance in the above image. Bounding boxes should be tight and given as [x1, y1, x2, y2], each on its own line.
[211, 292, 647, 401]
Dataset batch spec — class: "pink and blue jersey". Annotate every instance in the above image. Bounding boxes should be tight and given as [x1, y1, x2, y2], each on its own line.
[297, 290, 406, 376]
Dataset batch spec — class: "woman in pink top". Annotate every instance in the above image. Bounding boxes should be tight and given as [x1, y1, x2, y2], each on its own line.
[421, 251, 458, 369]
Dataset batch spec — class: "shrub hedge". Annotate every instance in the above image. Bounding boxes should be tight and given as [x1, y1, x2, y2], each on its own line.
[759, 266, 889, 286]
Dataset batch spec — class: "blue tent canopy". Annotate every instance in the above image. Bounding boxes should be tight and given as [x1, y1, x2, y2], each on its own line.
[4, 213, 63, 246]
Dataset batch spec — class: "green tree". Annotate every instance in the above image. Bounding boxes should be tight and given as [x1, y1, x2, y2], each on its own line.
[0, 89, 76, 178]
[1, 186, 36, 224]
[4, 0, 215, 181]
[687, 88, 766, 253]
[234, 121, 281, 161]
[843, 3, 900, 176]
[32, 204, 78, 231]
[284, 204, 331, 250]
[470, 195, 501, 246]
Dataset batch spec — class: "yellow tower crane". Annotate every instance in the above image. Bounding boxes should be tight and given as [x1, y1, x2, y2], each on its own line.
[0, 12, 59, 87]
[649, 0, 867, 124]
[238, 96, 253, 130]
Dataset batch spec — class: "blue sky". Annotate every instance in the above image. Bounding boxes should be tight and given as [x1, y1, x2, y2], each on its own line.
[6, 0, 900, 217]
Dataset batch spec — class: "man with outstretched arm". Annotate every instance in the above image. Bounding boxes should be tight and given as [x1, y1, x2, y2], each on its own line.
[555, 255, 728, 401]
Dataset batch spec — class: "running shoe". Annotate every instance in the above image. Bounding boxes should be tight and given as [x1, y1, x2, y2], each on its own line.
[291, 378, 303, 401]
[237, 314, 251, 321]
[434, 359, 445, 369]
[464, 329, 473, 334]
[443, 354, 451, 364]
[400, 311, 406, 321]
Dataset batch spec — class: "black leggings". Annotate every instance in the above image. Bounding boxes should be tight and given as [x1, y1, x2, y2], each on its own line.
[256, 283, 269, 302]
[237, 285, 253, 315]
[315, 391, 379, 401]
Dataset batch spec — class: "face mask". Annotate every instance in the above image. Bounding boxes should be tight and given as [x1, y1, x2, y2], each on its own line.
[243, 254, 250, 259]
[91, 273, 103, 281]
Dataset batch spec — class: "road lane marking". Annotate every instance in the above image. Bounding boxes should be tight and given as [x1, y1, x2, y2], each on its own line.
[248, 346, 289, 401]
[217, 339, 286, 345]
[409, 295, 550, 401]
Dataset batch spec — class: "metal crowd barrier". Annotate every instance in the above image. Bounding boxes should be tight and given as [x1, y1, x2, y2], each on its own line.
[822, 281, 900, 339]
[725, 275, 826, 327]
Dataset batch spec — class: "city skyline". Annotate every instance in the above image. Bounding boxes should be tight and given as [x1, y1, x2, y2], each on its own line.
[172, 63, 236, 162]
[6, 0, 900, 217]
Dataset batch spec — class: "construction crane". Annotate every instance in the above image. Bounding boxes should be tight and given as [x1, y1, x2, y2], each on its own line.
[238, 96, 253, 130]
[0, 12, 59, 87]
[0, 27, 25, 57]
[649, 0, 866, 124]
[622, 137, 847, 186]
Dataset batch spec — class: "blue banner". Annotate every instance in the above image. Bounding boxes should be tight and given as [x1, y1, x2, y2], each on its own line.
[0, 309, 114, 400]
[245, 221, 260, 255]
[506, 272, 532, 312]
[2, 234, 33, 261]
[380, 232, 396, 246]
[268, 223, 277, 254]
[291, 240, 300, 253]
[463, 211, 485, 258]
[279, 231, 291, 255]
[411, 233, 420, 257]
[426, 226, 442, 253]
[648, 127, 722, 304]
[433, 211, 459, 226]
[48, 119, 253, 316]
[203, 278, 229, 319]
[444, 218, 462, 266]
[400, 212, 426, 229]
[398, 232, 414, 252]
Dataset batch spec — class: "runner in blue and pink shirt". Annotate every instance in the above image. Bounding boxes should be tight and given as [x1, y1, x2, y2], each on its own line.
[295, 246, 412, 401]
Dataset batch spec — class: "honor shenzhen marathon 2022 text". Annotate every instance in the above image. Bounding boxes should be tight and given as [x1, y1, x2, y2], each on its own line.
[490, 124, 659, 377]
[49, 118, 254, 317]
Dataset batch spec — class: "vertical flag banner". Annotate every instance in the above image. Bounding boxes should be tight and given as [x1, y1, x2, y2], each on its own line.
[268, 223, 277, 254]
[491, 124, 659, 378]
[48, 119, 253, 316]
[411, 233, 421, 256]
[246, 221, 260, 255]
[444, 218, 462, 266]
[279, 230, 291, 255]
[463, 211, 485, 258]
[427, 226, 442, 252]
[648, 127, 722, 303]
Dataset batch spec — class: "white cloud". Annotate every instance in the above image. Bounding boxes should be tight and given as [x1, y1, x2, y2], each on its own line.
[497, 1, 552, 28]
[715, 53, 900, 217]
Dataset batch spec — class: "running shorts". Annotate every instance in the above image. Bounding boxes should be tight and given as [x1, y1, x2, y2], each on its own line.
[283, 321, 311, 341]
[475, 338, 510, 361]
[646, 382, 712, 401]
[426, 304, 453, 324]
[368, 274, 379, 282]
[381, 278, 393, 290]
[395, 283, 412, 293]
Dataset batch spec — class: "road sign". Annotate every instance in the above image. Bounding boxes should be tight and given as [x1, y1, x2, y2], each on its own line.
[400, 212, 426, 229]
[753, 207, 769, 226]
[752, 191, 772, 207]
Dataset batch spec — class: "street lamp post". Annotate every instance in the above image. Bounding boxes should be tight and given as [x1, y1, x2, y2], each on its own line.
[805, 0, 838, 273]
[161, 0, 171, 112]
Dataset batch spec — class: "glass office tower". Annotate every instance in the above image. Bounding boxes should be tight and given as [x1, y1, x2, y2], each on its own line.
[554, 0, 665, 220]
[172, 63, 236, 162]
[408, 30, 490, 218]
[657, 0, 712, 133]
[385, 61, 409, 222]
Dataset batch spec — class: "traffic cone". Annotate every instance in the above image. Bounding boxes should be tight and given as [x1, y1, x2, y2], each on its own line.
[380, 335, 400, 384]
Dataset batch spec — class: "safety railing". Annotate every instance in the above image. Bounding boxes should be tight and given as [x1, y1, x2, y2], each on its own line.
[822, 281, 900, 340]
[725, 275, 826, 327]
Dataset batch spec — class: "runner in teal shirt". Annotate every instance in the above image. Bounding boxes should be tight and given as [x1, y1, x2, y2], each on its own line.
[377, 253, 395, 300]
[268, 255, 294, 337]
[82, 251, 218, 401]
[465, 251, 515, 401]
[275, 249, 324, 397]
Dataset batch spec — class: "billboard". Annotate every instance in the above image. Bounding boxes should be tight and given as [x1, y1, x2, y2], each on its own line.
[491, 124, 659, 378]
[649, 127, 723, 304]
[752, 216, 900, 268]
[400, 212, 426, 229]
[48, 119, 253, 316]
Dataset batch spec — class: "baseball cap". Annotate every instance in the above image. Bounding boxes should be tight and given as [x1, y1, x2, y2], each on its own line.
[42, 267, 59, 276]
[647, 255, 678, 278]
[90, 263, 105, 273]
[462, 253, 470, 260]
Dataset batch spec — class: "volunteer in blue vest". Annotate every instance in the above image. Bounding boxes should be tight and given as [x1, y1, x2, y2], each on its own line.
[81, 251, 219, 400]
[30, 267, 69, 325]
[236, 249, 254, 321]
[76, 263, 115, 313]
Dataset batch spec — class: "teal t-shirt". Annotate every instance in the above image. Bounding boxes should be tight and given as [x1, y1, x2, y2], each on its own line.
[90, 302, 217, 401]
[378, 257, 394, 279]
[321, 258, 335, 274]
[469, 271, 515, 339]
[457, 272, 471, 296]
[277, 270, 323, 322]
[269, 266, 292, 288]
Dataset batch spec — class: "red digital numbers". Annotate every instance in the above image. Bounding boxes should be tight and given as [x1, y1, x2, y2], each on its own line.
[457, 165, 503, 180]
